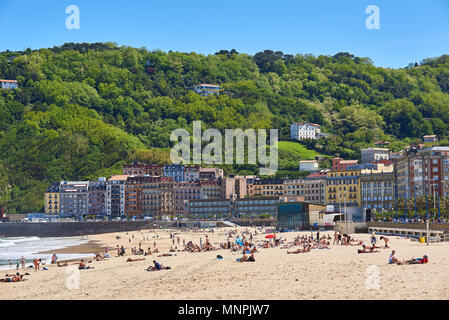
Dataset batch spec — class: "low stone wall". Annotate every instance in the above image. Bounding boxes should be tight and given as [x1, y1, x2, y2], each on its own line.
[368, 221, 449, 231]
[0, 221, 177, 237]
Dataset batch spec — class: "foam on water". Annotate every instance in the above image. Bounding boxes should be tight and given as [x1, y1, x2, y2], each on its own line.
[0, 236, 94, 270]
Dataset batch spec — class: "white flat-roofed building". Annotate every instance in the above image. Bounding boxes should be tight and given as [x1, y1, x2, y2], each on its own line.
[193, 84, 221, 97]
[290, 122, 321, 140]
[299, 160, 319, 172]
[0, 79, 18, 89]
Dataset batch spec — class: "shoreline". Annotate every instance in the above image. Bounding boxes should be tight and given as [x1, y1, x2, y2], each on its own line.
[37, 239, 106, 255]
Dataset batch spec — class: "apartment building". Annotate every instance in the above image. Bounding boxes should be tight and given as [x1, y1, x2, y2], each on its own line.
[44, 183, 60, 215]
[59, 181, 89, 217]
[199, 180, 222, 199]
[325, 170, 361, 207]
[124, 176, 144, 217]
[88, 178, 107, 216]
[332, 158, 359, 171]
[174, 181, 201, 216]
[164, 164, 185, 182]
[107, 175, 128, 217]
[142, 177, 175, 218]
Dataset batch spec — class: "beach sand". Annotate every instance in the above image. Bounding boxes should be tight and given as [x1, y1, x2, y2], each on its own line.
[1, 227, 449, 300]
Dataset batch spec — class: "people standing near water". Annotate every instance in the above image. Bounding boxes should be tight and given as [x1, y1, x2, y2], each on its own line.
[8, 259, 12, 269]
[16, 259, 19, 270]
[20, 257, 25, 269]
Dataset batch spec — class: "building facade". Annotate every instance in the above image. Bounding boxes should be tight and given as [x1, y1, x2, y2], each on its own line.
[325, 170, 361, 208]
[299, 160, 319, 172]
[0, 79, 18, 89]
[44, 183, 60, 215]
[193, 84, 221, 96]
[164, 164, 185, 182]
[88, 178, 107, 216]
[59, 181, 89, 217]
[290, 122, 321, 140]
[361, 148, 389, 164]
[107, 175, 128, 217]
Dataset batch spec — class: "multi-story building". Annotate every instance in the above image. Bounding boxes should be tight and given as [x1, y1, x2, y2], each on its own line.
[187, 199, 231, 218]
[124, 176, 144, 218]
[0, 79, 18, 89]
[174, 181, 201, 216]
[325, 169, 361, 208]
[122, 163, 163, 176]
[59, 181, 89, 217]
[87, 178, 107, 216]
[290, 122, 321, 140]
[199, 167, 224, 180]
[361, 170, 395, 212]
[253, 179, 284, 197]
[185, 166, 200, 182]
[107, 175, 128, 217]
[393, 146, 449, 199]
[283, 178, 326, 204]
[200, 180, 222, 199]
[332, 158, 359, 171]
[232, 197, 278, 218]
[164, 164, 185, 182]
[361, 148, 389, 164]
[142, 176, 175, 218]
[299, 160, 319, 172]
[193, 84, 221, 97]
[44, 183, 60, 215]
[221, 176, 247, 199]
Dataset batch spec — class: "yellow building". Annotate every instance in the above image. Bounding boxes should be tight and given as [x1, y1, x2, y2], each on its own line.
[253, 179, 284, 197]
[44, 183, 60, 214]
[325, 170, 361, 207]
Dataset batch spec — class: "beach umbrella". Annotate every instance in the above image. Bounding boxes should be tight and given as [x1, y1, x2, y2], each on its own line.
[265, 234, 275, 239]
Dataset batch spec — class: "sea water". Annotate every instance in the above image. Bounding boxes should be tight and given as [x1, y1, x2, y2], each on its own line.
[0, 236, 94, 270]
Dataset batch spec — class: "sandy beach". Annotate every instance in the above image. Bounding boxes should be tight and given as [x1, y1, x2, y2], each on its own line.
[1, 227, 449, 300]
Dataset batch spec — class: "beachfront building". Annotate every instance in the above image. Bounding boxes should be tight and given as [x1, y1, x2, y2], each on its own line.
[124, 176, 144, 218]
[282, 178, 326, 204]
[360, 148, 389, 164]
[107, 175, 129, 217]
[174, 181, 201, 216]
[199, 180, 222, 199]
[360, 170, 395, 213]
[325, 169, 362, 208]
[164, 164, 185, 182]
[392, 146, 449, 199]
[332, 158, 359, 171]
[0, 79, 18, 89]
[193, 84, 221, 97]
[232, 197, 278, 219]
[87, 178, 107, 217]
[187, 199, 231, 218]
[44, 182, 60, 215]
[59, 181, 89, 217]
[142, 176, 175, 218]
[276, 202, 314, 229]
[299, 160, 319, 172]
[290, 122, 321, 140]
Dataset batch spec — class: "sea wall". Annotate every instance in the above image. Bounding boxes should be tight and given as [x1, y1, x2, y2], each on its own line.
[0, 221, 177, 237]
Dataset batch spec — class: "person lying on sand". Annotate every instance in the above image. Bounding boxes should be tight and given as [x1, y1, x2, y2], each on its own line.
[0, 273, 27, 283]
[127, 257, 145, 262]
[157, 253, 173, 257]
[57, 262, 68, 267]
[405, 255, 429, 264]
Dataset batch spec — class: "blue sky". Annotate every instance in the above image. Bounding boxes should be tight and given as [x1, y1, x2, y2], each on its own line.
[0, 0, 448, 68]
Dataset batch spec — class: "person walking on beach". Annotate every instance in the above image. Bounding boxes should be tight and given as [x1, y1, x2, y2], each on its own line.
[333, 232, 338, 245]
[20, 257, 25, 270]
[8, 259, 12, 269]
[200, 238, 203, 248]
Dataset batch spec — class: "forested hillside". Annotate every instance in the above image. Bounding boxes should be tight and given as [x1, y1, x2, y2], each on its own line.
[1, 42, 449, 213]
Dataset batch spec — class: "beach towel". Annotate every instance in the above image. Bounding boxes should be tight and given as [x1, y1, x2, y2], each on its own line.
[43, 267, 48, 270]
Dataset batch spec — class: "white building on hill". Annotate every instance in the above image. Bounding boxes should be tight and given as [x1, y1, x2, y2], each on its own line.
[290, 122, 321, 140]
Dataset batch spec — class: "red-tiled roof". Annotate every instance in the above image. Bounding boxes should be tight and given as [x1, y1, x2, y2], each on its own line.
[0, 79, 17, 82]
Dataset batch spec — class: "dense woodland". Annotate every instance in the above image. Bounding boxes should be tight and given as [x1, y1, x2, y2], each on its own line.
[1, 42, 449, 213]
